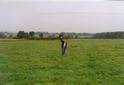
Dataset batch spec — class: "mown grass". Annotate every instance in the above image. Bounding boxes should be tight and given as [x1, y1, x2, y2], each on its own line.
[0, 39, 124, 85]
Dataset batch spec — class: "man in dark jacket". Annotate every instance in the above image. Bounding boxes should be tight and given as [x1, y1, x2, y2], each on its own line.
[60, 37, 67, 56]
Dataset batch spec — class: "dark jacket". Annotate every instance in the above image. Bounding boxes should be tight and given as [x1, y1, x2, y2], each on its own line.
[60, 38, 67, 48]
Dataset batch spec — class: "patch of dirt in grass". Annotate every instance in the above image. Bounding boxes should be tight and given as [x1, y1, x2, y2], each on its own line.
[70, 45, 78, 48]
[10, 51, 20, 55]
[0, 47, 9, 53]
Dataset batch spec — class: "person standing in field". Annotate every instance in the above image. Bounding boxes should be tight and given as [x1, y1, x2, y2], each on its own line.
[60, 36, 67, 56]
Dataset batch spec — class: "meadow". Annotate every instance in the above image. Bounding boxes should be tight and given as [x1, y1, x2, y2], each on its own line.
[0, 39, 124, 85]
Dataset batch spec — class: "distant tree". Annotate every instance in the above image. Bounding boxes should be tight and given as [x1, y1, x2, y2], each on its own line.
[24, 32, 29, 39]
[0, 33, 6, 38]
[39, 33, 43, 39]
[17, 31, 26, 39]
[29, 31, 35, 39]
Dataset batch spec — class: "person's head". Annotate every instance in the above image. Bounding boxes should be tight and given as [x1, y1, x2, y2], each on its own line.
[64, 39, 67, 42]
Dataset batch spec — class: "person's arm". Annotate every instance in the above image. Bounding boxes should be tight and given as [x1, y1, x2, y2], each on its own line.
[60, 36, 63, 42]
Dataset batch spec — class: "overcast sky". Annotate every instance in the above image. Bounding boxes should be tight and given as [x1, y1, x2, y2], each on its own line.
[0, 0, 124, 33]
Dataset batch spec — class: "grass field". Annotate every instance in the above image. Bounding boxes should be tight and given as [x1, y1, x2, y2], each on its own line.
[0, 39, 124, 85]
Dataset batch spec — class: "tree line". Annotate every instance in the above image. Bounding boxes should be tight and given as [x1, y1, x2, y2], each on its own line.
[0, 31, 94, 39]
[17, 31, 45, 40]
[93, 32, 124, 39]
[16, 31, 93, 39]
[1, 31, 124, 39]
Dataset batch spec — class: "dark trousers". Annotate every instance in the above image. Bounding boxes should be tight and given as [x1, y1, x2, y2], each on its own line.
[62, 47, 66, 56]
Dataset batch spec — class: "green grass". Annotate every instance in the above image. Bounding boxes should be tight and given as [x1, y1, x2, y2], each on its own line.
[0, 39, 124, 85]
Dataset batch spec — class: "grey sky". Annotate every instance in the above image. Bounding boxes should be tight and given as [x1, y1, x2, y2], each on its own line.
[0, 0, 124, 33]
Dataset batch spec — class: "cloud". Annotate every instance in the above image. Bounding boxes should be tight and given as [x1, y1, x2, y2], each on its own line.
[1, 0, 124, 32]
[108, 0, 124, 1]
[1, 0, 105, 2]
